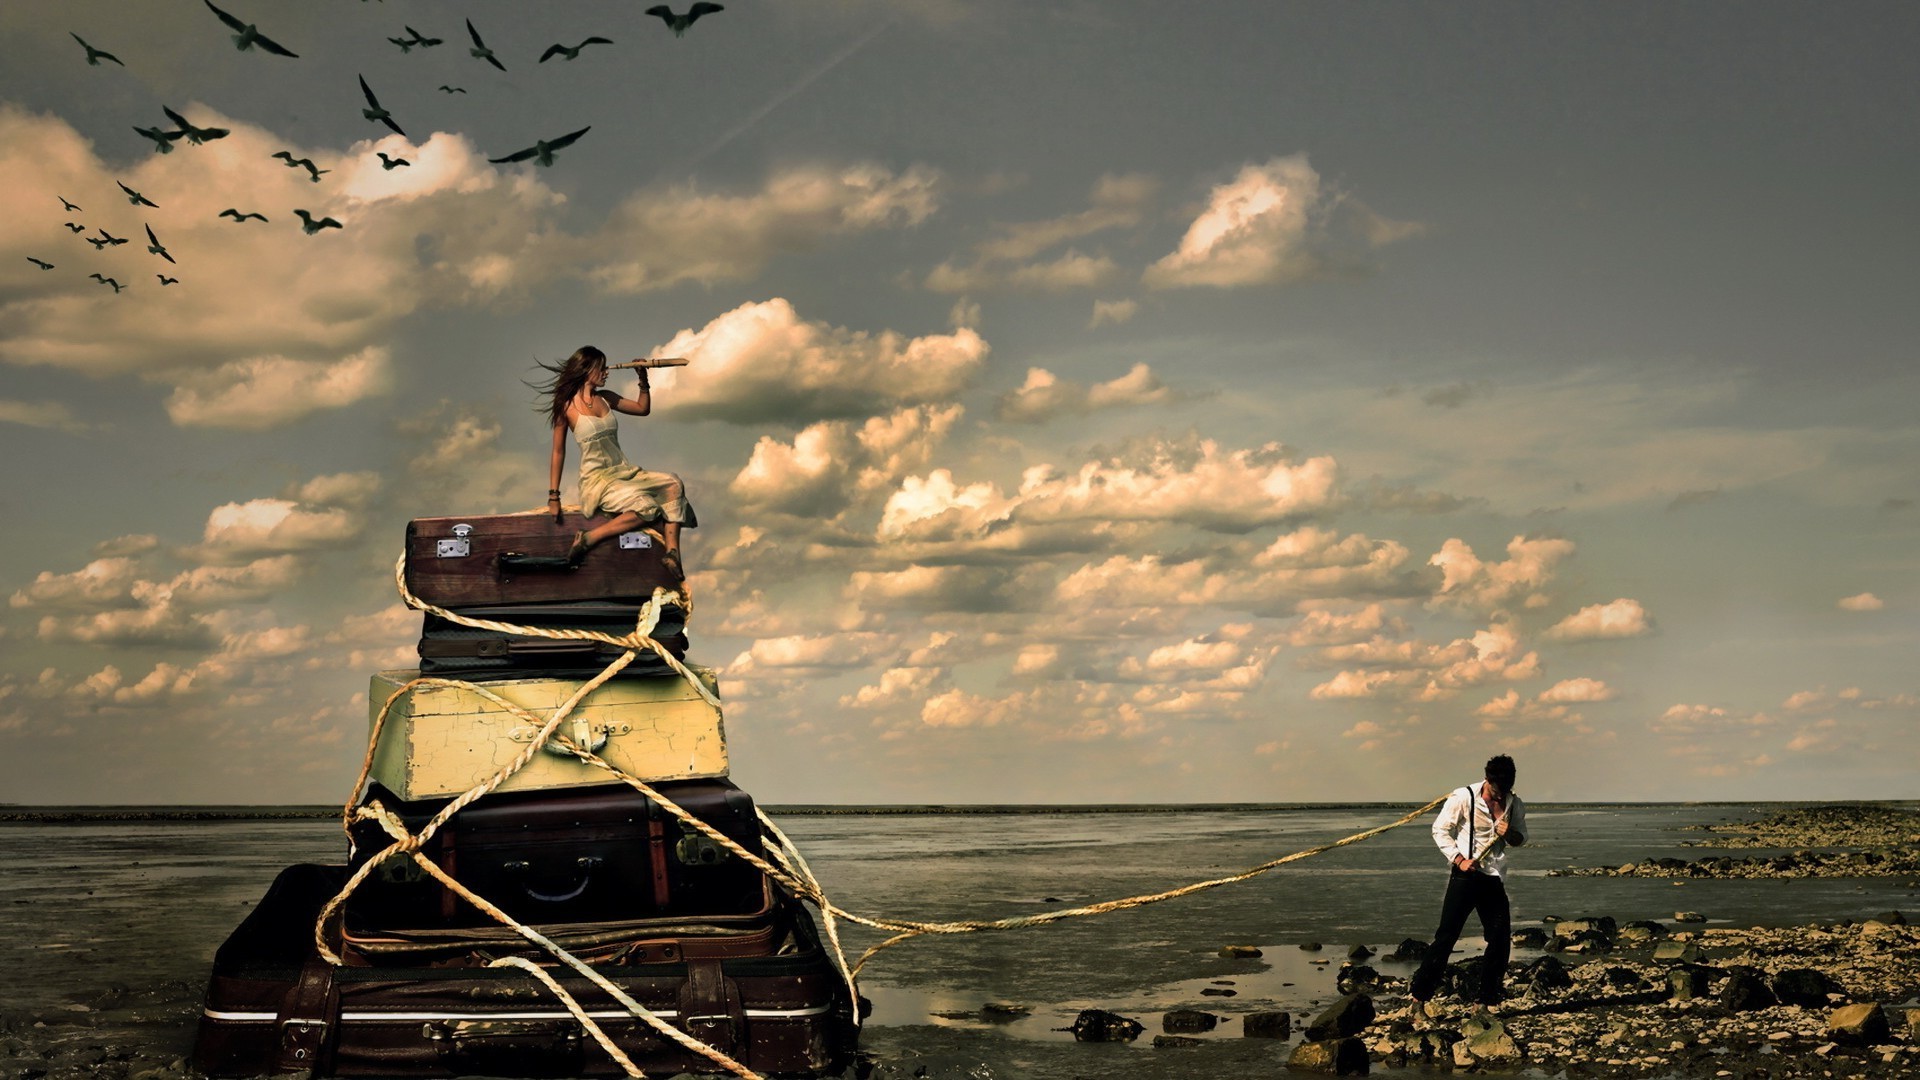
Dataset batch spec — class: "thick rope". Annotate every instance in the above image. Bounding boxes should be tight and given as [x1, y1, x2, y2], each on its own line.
[351, 801, 763, 1080]
[322, 542, 1451, 1076]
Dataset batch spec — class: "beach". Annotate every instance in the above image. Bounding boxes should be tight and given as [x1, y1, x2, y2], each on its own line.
[1, 801, 1916, 1078]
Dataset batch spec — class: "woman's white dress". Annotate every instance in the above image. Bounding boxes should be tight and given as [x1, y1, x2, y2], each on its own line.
[570, 408, 696, 526]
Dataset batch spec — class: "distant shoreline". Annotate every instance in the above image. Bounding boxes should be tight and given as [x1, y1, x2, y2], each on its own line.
[2, 799, 1915, 824]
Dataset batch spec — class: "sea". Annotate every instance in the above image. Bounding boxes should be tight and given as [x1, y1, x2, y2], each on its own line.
[2, 802, 1914, 1079]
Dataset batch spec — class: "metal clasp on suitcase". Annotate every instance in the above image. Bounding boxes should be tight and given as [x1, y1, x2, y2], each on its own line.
[435, 523, 473, 558]
[617, 531, 652, 549]
[278, 1019, 328, 1068]
[509, 721, 628, 754]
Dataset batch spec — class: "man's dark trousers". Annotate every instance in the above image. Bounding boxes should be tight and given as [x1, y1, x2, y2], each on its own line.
[1410, 868, 1511, 1003]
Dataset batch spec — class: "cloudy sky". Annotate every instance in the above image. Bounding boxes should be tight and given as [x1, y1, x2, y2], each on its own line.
[2, 1, 1915, 806]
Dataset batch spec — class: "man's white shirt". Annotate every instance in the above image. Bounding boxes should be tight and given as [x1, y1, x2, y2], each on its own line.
[1431, 784, 1527, 879]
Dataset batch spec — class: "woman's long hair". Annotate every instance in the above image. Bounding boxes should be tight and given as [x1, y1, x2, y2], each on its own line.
[527, 346, 606, 429]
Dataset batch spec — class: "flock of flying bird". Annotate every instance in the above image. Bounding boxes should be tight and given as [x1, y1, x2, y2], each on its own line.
[37, 1, 726, 295]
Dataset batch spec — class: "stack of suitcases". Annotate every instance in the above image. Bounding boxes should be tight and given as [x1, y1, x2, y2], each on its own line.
[194, 513, 858, 1078]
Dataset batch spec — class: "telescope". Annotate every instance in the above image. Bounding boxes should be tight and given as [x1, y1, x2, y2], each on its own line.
[607, 357, 689, 370]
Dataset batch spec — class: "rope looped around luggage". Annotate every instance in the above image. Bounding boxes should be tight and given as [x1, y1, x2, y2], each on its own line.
[314, 548, 1452, 1079]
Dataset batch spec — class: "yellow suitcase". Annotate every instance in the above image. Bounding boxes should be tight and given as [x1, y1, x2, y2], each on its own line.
[365, 668, 727, 800]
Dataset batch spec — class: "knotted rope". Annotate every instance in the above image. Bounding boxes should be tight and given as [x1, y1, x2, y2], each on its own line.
[317, 541, 1450, 1077]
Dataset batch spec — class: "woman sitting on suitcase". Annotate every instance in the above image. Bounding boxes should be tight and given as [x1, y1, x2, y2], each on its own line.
[535, 345, 696, 579]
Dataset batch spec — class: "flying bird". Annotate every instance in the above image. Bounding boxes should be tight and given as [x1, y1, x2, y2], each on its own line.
[488, 126, 591, 167]
[64, 222, 85, 233]
[90, 274, 125, 293]
[70, 33, 125, 66]
[59, 197, 82, 212]
[294, 209, 343, 234]
[144, 225, 175, 264]
[401, 25, 442, 48]
[646, 4, 724, 38]
[538, 37, 613, 63]
[377, 152, 411, 170]
[358, 75, 405, 136]
[133, 125, 183, 153]
[96, 229, 130, 247]
[157, 274, 179, 286]
[465, 19, 505, 71]
[162, 105, 230, 144]
[386, 36, 417, 53]
[117, 181, 157, 207]
[28, 257, 54, 270]
[219, 208, 268, 222]
[438, 85, 466, 94]
[86, 236, 110, 250]
[273, 151, 329, 182]
[203, 0, 299, 57]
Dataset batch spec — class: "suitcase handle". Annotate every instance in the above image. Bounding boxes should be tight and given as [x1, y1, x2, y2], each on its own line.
[496, 552, 575, 572]
[503, 857, 603, 903]
[425, 1020, 583, 1070]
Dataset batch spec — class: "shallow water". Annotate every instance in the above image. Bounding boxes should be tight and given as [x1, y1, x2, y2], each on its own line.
[2, 803, 1915, 1078]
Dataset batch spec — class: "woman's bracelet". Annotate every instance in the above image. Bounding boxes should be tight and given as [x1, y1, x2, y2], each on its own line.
[547, 489, 560, 497]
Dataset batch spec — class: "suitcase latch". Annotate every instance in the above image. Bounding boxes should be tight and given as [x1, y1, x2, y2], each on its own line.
[617, 531, 652, 549]
[436, 523, 473, 558]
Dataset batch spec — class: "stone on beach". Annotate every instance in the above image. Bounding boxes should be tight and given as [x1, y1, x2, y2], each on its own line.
[1770, 967, 1845, 1006]
[1286, 1035, 1369, 1075]
[1304, 993, 1375, 1040]
[1242, 1010, 1291, 1039]
[1161, 1008, 1218, 1033]
[1720, 970, 1778, 1011]
[1067, 1008, 1143, 1042]
[1218, 944, 1262, 958]
[1826, 1002, 1890, 1045]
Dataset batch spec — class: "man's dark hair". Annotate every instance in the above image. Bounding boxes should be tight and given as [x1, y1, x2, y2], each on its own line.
[1484, 754, 1517, 788]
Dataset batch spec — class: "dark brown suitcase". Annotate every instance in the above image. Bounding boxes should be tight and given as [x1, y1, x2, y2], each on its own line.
[193, 864, 857, 1078]
[416, 601, 689, 680]
[405, 512, 680, 608]
[347, 780, 769, 932]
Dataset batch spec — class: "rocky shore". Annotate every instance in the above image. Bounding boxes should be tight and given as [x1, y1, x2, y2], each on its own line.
[1555, 805, 1920, 880]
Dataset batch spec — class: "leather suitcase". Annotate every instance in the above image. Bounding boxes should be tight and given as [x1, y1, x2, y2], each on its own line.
[405, 513, 681, 608]
[347, 780, 769, 932]
[416, 600, 688, 679]
[366, 669, 728, 801]
[193, 864, 857, 1078]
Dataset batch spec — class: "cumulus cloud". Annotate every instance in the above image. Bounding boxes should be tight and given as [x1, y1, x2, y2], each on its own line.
[10, 557, 144, 611]
[1088, 299, 1137, 328]
[1428, 535, 1576, 615]
[654, 299, 989, 424]
[1141, 154, 1416, 289]
[1649, 703, 1772, 737]
[846, 565, 1024, 614]
[1837, 592, 1884, 612]
[994, 363, 1178, 424]
[923, 173, 1153, 293]
[730, 405, 963, 518]
[587, 163, 942, 294]
[164, 348, 393, 429]
[287, 471, 383, 509]
[193, 499, 363, 563]
[0, 399, 87, 433]
[1309, 624, 1540, 703]
[873, 436, 1340, 554]
[729, 632, 896, 677]
[1544, 598, 1653, 642]
[1286, 602, 1401, 647]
